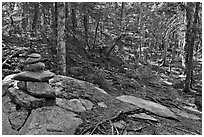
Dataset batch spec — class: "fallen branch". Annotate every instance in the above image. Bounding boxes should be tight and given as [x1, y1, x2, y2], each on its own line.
[2, 49, 22, 67]
[90, 110, 123, 135]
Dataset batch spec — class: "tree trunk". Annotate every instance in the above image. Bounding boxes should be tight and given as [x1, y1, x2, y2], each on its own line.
[65, 2, 70, 76]
[83, 4, 90, 49]
[22, 2, 28, 30]
[57, 2, 66, 75]
[71, 3, 77, 35]
[32, 2, 39, 31]
[120, 2, 125, 30]
[183, 2, 199, 93]
[93, 20, 99, 48]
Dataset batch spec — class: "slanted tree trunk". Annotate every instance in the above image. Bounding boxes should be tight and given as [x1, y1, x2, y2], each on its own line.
[183, 2, 199, 93]
[57, 2, 66, 75]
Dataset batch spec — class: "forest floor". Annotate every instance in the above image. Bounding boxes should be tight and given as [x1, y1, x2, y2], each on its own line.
[66, 50, 202, 135]
[2, 44, 202, 135]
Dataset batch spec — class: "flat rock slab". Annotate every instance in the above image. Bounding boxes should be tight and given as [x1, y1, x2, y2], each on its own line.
[27, 82, 55, 99]
[18, 106, 83, 135]
[171, 108, 201, 120]
[12, 70, 55, 82]
[2, 112, 18, 135]
[116, 95, 177, 119]
[8, 88, 46, 109]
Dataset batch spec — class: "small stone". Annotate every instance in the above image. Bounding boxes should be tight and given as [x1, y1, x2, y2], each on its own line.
[27, 82, 56, 99]
[25, 57, 41, 64]
[79, 99, 94, 110]
[8, 87, 46, 109]
[98, 102, 107, 108]
[113, 120, 126, 129]
[24, 62, 45, 72]
[28, 53, 41, 58]
[12, 70, 55, 82]
[17, 81, 27, 91]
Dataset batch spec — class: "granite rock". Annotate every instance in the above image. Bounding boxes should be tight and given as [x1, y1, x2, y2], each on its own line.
[24, 62, 45, 72]
[18, 106, 83, 135]
[27, 82, 56, 99]
[8, 87, 46, 109]
[12, 70, 55, 82]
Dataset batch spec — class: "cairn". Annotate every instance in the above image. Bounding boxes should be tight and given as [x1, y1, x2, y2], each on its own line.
[8, 53, 56, 109]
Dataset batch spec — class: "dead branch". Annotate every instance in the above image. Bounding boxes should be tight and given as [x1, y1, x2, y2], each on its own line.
[90, 110, 123, 135]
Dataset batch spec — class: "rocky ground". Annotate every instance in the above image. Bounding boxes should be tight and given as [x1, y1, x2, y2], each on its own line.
[2, 52, 202, 135]
[2, 72, 202, 135]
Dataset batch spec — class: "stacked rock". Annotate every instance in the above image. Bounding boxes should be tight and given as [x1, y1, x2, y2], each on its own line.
[8, 53, 56, 109]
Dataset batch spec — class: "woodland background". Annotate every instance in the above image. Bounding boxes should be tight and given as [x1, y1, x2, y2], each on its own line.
[2, 2, 202, 95]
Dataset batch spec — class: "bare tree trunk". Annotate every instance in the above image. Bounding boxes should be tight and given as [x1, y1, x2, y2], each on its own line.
[93, 20, 99, 48]
[57, 2, 66, 75]
[83, 4, 90, 49]
[32, 2, 39, 31]
[22, 2, 28, 30]
[183, 2, 199, 93]
[71, 3, 77, 35]
[120, 2, 125, 30]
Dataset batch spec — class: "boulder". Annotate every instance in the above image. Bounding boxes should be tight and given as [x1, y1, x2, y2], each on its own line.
[18, 106, 83, 135]
[2, 95, 17, 114]
[8, 108, 29, 130]
[56, 98, 86, 112]
[27, 82, 55, 99]
[24, 62, 45, 72]
[2, 112, 18, 135]
[12, 70, 55, 82]
[116, 95, 177, 119]
[8, 88, 46, 109]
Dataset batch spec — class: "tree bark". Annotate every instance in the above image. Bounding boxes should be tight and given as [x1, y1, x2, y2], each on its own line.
[183, 2, 199, 92]
[83, 3, 90, 49]
[71, 3, 77, 35]
[120, 2, 125, 30]
[32, 2, 39, 31]
[57, 2, 66, 75]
